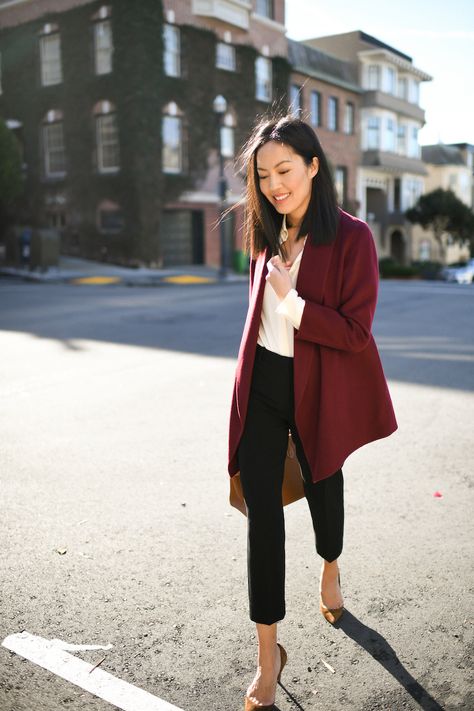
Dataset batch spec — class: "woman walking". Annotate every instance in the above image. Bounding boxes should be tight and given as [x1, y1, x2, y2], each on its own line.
[227, 116, 398, 710]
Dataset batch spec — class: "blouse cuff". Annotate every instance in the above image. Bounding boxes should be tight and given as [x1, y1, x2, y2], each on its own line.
[275, 288, 306, 329]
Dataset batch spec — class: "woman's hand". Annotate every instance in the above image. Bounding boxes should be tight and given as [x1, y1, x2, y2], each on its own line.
[265, 255, 292, 300]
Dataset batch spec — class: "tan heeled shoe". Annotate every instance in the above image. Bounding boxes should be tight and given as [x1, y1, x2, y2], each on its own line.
[320, 572, 345, 624]
[244, 642, 287, 710]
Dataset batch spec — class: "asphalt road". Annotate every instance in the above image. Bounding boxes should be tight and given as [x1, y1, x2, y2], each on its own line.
[0, 276, 473, 711]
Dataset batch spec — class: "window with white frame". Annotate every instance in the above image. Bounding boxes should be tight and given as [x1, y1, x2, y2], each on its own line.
[162, 110, 183, 173]
[42, 113, 66, 177]
[163, 24, 180, 77]
[255, 56, 272, 102]
[344, 102, 354, 134]
[397, 124, 407, 154]
[459, 171, 470, 198]
[419, 239, 431, 261]
[220, 112, 235, 158]
[310, 90, 321, 127]
[95, 106, 119, 172]
[216, 42, 236, 71]
[40, 29, 62, 86]
[255, 0, 274, 19]
[386, 118, 396, 152]
[94, 19, 113, 74]
[328, 96, 338, 131]
[290, 84, 303, 117]
[367, 64, 380, 90]
[334, 166, 347, 206]
[386, 67, 396, 94]
[411, 80, 420, 104]
[398, 76, 408, 100]
[405, 178, 423, 208]
[367, 116, 380, 149]
[408, 125, 419, 157]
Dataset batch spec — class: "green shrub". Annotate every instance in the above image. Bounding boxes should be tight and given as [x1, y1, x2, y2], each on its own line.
[378, 257, 419, 278]
[411, 260, 443, 280]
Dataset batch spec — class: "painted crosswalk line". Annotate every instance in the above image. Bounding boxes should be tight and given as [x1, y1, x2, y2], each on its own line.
[2, 631, 185, 711]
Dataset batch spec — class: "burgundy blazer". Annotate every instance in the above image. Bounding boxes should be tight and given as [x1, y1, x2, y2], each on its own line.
[227, 209, 398, 485]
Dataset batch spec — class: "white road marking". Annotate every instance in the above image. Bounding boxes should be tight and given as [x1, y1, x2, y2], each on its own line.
[49, 639, 114, 652]
[2, 631, 185, 711]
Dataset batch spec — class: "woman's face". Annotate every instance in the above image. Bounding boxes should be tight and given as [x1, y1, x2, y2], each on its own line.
[256, 141, 319, 225]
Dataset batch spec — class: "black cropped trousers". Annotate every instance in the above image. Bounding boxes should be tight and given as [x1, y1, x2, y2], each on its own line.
[237, 343, 344, 625]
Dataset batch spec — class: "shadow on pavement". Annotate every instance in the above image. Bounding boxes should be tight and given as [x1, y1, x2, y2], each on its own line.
[0, 280, 473, 392]
[274, 608, 446, 710]
[336, 609, 445, 710]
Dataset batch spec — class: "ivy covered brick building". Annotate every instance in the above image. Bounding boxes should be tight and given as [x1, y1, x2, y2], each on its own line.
[0, 0, 290, 267]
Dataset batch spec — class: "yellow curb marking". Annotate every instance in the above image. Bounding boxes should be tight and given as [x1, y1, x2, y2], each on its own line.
[71, 276, 122, 285]
[163, 275, 216, 284]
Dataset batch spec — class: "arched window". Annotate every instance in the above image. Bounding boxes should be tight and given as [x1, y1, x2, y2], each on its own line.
[92, 6, 113, 75]
[39, 23, 62, 86]
[162, 102, 184, 174]
[42, 110, 66, 178]
[163, 23, 180, 77]
[93, 101, 120, 172]
[221, 110, 236, 159]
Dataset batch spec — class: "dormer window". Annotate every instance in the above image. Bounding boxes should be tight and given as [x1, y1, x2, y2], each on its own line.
[367, 64, 380, 90]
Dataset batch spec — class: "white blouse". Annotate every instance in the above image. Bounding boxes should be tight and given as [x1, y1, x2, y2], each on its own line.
[257, 214, 307, 357]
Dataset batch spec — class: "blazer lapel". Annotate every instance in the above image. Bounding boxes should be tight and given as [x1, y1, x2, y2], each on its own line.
[295, 236, 335, 304]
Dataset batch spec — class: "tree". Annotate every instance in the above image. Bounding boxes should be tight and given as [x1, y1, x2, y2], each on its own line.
[405, 188, 474, 262]
[0, 117, 23, 237]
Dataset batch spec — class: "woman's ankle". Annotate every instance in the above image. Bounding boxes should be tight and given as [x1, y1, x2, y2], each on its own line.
[322, 558, 339, 571]
[257, 643, 279, 669]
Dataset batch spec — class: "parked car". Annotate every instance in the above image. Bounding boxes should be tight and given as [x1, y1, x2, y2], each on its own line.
[440, 259, 474, 284]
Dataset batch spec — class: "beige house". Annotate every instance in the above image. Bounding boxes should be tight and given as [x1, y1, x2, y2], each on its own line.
[418, 144, 473, 264]
[303, 30, 432, 265]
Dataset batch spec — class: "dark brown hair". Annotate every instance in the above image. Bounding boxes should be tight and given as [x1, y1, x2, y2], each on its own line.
[237, 114, 340, 259]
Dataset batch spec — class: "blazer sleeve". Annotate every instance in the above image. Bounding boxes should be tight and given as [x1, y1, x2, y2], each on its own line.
[294, 221, 379, 353]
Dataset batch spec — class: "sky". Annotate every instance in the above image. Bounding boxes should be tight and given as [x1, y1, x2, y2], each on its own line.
[285, 0, 474, 146]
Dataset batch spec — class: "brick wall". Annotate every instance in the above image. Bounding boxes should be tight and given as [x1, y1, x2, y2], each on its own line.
[162, 0, 287, 57]
[290, 71, 361, 207]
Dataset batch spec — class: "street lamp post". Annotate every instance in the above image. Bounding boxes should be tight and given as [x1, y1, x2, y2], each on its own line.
[213, 94, 228, 280]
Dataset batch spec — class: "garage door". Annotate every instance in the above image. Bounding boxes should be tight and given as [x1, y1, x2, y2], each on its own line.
[161, 210, 204, 267]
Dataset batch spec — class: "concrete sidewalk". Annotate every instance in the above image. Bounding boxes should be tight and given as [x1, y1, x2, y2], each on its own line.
[0, 255, 248, 286]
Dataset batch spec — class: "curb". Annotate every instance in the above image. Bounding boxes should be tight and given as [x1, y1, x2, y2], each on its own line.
[0, 267, 248, 286]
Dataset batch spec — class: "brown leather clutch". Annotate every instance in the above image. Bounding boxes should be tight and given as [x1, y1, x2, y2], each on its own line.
[229, 431, 305, 516]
